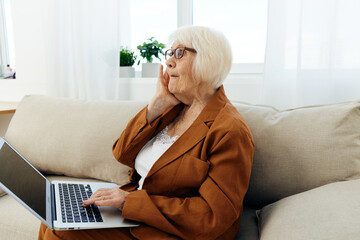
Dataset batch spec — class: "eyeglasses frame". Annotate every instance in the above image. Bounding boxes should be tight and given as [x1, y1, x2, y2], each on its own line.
[165, 47, 197, 60]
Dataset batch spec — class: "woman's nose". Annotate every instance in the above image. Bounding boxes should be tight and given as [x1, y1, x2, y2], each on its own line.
[166, 57, 175, 68]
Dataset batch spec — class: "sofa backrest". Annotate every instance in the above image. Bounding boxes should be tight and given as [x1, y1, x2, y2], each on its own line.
[4, 95, 360, 209]
[5, 95, 147, 186]
[233, 100, 360, 208]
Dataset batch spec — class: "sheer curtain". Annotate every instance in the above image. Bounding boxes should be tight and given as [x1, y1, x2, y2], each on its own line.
[41, 0, 130, 100]
[263, 0, 360, 109]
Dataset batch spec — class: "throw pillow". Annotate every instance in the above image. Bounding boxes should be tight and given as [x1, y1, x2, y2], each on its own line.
[256, 179, 360, 240]
[4, 95, 147, 185]
[233, 100, 360, 208]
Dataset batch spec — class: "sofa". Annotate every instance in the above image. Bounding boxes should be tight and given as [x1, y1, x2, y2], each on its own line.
[1, 94, 360, 240]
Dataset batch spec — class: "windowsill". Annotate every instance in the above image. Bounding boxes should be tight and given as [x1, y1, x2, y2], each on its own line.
[117, 73, 263, 103]
[131, 63, 264, 76]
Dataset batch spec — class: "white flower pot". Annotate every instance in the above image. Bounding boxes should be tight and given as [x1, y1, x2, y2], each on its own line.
[119, 66, 135, 78]
[141, 63, 160, 78]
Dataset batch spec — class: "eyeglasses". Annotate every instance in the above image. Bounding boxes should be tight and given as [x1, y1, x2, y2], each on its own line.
[165, 47, 197, 60]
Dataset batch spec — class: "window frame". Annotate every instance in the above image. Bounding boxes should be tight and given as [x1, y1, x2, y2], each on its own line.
[177, 0, 265, 75]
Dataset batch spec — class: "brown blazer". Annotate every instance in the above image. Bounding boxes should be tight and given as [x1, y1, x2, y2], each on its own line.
[112, 86, 254, 240]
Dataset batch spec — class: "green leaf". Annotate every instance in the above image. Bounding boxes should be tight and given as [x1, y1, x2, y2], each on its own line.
[136, 37, 166, 62]
[120, 46, 137, 66]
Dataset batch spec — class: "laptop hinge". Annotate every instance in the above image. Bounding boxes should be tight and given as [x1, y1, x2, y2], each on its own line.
[51, 184, 57, 222]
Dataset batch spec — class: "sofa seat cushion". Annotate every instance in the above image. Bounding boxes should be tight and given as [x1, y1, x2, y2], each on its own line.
[4, 95, 147, 185]
[0, 194, 40, 240]
[233, 100, 360, 208]
[256, 179, 360, 240]
[0, 175, 110, 240]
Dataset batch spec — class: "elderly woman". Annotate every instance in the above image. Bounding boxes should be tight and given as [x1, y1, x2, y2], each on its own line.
[38, 26, 254, 240]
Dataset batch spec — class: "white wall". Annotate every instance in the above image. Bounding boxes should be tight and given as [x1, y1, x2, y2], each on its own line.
[0, 0, 263, 104]
[0, 0, 47, 102]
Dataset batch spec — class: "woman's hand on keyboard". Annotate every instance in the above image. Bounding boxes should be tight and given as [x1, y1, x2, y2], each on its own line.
[82, 187, 130, 211]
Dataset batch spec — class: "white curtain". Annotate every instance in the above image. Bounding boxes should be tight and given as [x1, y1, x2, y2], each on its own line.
[41, 0, 130, 100]
[263, 0, 360, 109]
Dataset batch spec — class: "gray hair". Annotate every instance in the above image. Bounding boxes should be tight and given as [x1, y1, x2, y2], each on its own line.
[168, 26, 232, 88]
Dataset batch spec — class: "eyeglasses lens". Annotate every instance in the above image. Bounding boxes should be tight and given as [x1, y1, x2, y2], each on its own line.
[175, 48, 184, 59]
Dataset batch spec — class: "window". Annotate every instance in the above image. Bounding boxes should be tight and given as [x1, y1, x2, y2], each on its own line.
[0, 0, 15, 78]
[125, 0, 268, 74]
[193, 0, 268, 68]
[130, 0, 177, 71]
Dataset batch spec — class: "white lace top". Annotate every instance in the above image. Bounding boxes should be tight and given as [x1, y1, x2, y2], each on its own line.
[134, 126, 179, 190]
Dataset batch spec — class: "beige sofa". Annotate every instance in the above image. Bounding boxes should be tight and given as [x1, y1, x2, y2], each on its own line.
[1, 95, 360, 240]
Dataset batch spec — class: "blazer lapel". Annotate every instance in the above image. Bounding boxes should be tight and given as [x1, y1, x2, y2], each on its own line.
[146, 118, 209, 178]
[145, 85, 230, 179]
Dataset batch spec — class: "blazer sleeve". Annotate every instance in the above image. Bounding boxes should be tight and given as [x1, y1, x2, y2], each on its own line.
[121, 129, 255, 240]
[112, 104, 183, 168]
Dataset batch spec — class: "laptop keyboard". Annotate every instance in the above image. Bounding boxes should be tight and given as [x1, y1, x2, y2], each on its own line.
[58, 183, 103, 223]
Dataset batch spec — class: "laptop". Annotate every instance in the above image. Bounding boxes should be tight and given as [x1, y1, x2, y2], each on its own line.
[0, 137, 139, 230]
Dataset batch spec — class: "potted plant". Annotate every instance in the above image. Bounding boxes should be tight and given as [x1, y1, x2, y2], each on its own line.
[137, 37, 166, 77]
[119, 46, 137, 78]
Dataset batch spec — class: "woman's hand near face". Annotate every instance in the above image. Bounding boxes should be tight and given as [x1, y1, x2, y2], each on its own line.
[82, 187, 129, 211]
[147, 65, 180, 123]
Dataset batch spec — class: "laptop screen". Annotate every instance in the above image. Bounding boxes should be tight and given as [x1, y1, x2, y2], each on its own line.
[0, 141, 47, 220]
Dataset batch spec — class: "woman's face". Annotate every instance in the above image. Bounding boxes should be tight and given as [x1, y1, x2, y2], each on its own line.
[165, 42, 197, 102]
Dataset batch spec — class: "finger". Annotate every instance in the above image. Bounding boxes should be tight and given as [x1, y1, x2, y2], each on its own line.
[94, 199, 115, 207]
[83, 195, 107, 206]
[164, 71, 170, 85]
[158, 64, 164, 78]
[90, 189, 103, 198]
[94, 188, 112, 195]
[159, 65, 169, 85]
[83, 198, 96, 207]
[90, 188, 112, 198]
